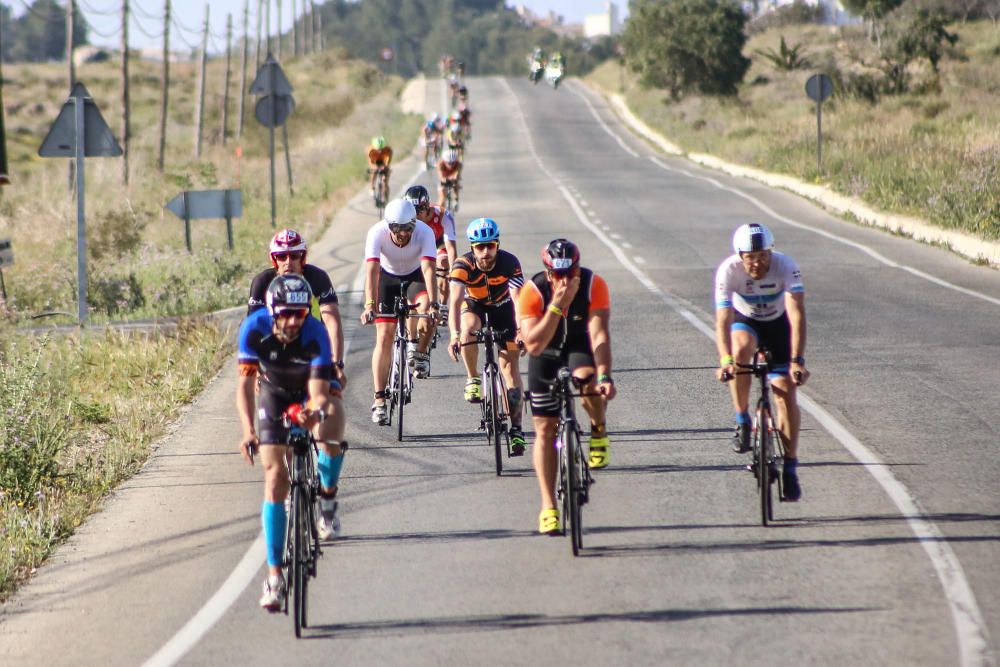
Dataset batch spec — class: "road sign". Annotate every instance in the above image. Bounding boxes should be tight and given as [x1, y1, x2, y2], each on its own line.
[805, 73, 833, 103]
[38, 83, 123, 158]
[254, 94, 295, 128]
[164, 189, 242, 252]
[249, 55, 293, 96]
[0, 238, 12, 267]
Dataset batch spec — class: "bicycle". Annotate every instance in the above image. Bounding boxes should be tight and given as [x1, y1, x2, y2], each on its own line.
[382, 286, 436, 441]
[442, 179, 461, 213]
[369, 167, 388, 218]
[551, 367, 594, 556]
[279, 411, 323, 637]
[723, 346, 787, 526]
[457, 313, 513, 476]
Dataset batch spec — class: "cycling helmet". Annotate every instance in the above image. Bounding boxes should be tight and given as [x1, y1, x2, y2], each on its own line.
[404, 185, 431, 210]
[426, 119, 436, 129]
[732, 222, 774, 254]
[541, 238, 580, 274]
[269, 229, 307, 266]
[458, 85, 468, 95]
[443, 149, 459, 163]
[384, 198, 417, 226]
[371, 135, 386, 150]
[266, 273, 312, 316]
[450, 110, 462, 122]
[467, 218, 499, 244]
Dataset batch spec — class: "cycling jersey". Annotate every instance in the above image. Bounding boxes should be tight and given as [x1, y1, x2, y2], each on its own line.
[368, 147, 393, 166]
[445, 128, 463, 147]
[714, 251, 803, 322]
[450, 249, 523, 306]
[247, 264, 338, 317]
[237, 309, 332, 401]
[365, 220, 436, 276]
[517, 268, 609, 355]
[438, 160, 460, 180]
[420, 205, 456, 248]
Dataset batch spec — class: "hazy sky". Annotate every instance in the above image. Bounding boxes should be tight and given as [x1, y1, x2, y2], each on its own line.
[56, 1, 628, 52]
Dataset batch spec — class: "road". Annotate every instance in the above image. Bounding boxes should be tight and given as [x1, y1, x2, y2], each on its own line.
[1, 76, 997, 666]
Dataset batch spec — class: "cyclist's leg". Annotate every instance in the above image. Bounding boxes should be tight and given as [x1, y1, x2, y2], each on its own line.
[368, 164, 377, 193]
[528, 354, 561, 513]
[459, 303, 482, 377]
[382, 167, 391, 201]
[495, 303, 524, 428]
[436, 248, 450, 306]
[728, 318, 759, 451]
[261, 445, 291, 578]
[566, 348, 611, 468]
[406, 280, 433, 354]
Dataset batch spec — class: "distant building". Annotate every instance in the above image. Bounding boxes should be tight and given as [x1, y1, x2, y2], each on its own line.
[584, 2, 622, 38]
[744, 0, 858, 25]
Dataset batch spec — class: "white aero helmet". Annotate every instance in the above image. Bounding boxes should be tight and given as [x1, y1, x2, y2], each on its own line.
[384, 198, 417, 226]
[732, 223, 774, 254]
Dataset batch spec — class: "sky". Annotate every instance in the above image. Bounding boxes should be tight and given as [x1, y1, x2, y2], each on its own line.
[34, 0, 628, 53]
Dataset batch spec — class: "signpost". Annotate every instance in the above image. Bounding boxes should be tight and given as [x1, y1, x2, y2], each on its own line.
[250, 54, 295, 226]
[164, 189, 243, 252]
[38, 83, 123, 324]
[0, 238, 12, 302]
[805, 73, 834, 172]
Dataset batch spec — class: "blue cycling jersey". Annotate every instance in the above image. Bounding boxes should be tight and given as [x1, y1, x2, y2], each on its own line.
[237, 309, 332, 399]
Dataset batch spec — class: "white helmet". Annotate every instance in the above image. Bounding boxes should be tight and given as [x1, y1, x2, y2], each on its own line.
[732, 223, 774, 254]
[384, 198, 416, 226]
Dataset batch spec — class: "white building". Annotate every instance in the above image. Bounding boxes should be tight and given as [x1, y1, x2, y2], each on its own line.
[745, 0, 858, 25]
[584, 2, 622, 38]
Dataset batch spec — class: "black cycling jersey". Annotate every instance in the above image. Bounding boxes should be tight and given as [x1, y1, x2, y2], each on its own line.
[247, 264, 338, 315]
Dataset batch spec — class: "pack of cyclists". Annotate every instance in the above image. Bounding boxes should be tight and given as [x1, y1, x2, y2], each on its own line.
[235, 67, 809, 612]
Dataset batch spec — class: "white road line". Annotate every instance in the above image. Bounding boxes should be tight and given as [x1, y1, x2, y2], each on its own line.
[144, 162, 426, 666]
[649, 157, 1000, 309]
[568, 81, 640, 158]
[503, 77, 993, 667]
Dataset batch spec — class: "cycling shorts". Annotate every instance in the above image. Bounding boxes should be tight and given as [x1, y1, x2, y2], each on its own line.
[463, 300, 518, 345]
[376, 268, 427, 324]
[527, 343, 595, 417]
[732, 311, 791, 375]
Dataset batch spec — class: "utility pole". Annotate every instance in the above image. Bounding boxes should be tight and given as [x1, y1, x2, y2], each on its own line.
[194, 4, 208, 158]
[222, 12, 233, 145]
[157, 0, 171, 171]
[276, 0, 282, 60]
[121, 0, 131, 184]
[238, 0, 249, 138]
[255, 0, 263, 69]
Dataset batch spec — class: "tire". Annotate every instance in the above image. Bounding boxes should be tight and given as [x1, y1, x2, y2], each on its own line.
[566, 425, 583, 555]
[756, 405, 771, 527]
[291, 484, 306, 637]
[557, 435, 570, 538]
[396, 342, 406, 442]
[386, 350, 398, 427]
[487, 367, 503, 476]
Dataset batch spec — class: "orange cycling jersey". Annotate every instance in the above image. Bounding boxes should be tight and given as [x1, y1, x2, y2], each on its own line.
[450, 250, 523, 306]
[438, 161, 460, 179]
[368, 147, 393, 166]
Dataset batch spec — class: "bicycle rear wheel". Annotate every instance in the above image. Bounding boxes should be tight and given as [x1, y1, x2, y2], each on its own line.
[566, 424, 584, 555]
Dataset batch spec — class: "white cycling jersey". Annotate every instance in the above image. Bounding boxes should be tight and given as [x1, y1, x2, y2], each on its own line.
[365, 220, 437, 276]
[714, 251, 804, 321]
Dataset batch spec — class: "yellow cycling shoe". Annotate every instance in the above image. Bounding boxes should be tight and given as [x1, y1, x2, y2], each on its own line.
[538, 508, 560, 535]
[588, 436, 610, 469]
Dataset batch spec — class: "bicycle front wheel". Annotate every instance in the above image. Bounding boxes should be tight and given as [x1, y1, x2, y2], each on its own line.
[291, 483, 308, 636]
[566, 424, 584, 555]
[396, 341, 406, 441]
[755, 404, 772, 526]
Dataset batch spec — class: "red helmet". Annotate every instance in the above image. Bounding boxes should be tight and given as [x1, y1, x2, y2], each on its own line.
[541, 238, 580, 275]
[269, 229, 307, 267]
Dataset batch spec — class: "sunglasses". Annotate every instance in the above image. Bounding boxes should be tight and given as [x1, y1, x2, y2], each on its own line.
[275, 308, 308, 320]
[389, 223, 415, 233]
[272, 252, 305, 262]
[472, 241, 498, 251]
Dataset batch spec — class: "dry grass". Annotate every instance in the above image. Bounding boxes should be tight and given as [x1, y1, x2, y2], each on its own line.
[588, 21, 1000, 240]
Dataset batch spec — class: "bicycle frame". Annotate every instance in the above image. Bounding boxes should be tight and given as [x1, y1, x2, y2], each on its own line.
[385, 285, 436, 441]
[462, 311, 512, 475]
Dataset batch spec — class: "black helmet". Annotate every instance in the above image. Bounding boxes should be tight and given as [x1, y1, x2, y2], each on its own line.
[266, 273, 312, 316]
[541, 238, 580, 274]
[403, 184, 431, 210]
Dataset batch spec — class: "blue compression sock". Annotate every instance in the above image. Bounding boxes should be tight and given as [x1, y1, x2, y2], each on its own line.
[318, 451, 344, 490]
[735, 411, 751, 425]
[262, 500, 287, 567]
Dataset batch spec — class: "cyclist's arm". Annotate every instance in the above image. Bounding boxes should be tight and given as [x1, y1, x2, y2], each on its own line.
[517, 282, 566, 355]
[236, 369, 257, 441]
[319, 303, 345, 366]
[714, 306, 735, 362]
[305, 377, 332, 424]
[420, 257, 438, 305]
[448, 280, 466, 336]
[363, 259, 380, 316]
[786, 291, 807, 373]
[588, 308, 615, 398]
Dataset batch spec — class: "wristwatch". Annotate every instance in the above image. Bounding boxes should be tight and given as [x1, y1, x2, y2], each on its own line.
[333, 360, 345, 370]
[792, 356, 805, 366]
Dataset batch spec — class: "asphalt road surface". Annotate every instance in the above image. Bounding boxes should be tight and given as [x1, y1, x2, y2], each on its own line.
[1, 77, 997, 667]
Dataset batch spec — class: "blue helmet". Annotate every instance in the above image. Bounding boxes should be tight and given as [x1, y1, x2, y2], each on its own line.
[467, 217, 499, 243]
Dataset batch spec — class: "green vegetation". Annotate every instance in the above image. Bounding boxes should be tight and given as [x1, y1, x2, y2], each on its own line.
[591, 19, 1000, 240]
[0, 47, 421, 597]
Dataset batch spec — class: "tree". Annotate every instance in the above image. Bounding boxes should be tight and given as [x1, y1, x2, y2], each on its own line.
[623, 0, 750, 100]
[3, 0, 87, 63]
[841, 0, 906, 55]
[894, 9, 958, 75]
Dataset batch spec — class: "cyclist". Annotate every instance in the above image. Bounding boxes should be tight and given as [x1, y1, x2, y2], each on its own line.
[404, 185, 457, 313]
[714, 222, 808, 501]
[457, 84, 468, 103]
[422, 116, 441, 170]
[437, 148, 462, 210]
[445, 119, 464, 159]
[247, 231, 347, 540]
[448, 218, 528, 453]
[237, 274, 346, 611]
[367, 135, 393, 203]
[457, 103, 472, 140]
[360, 199, 440, 424]
[517, 239, 616, 534]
